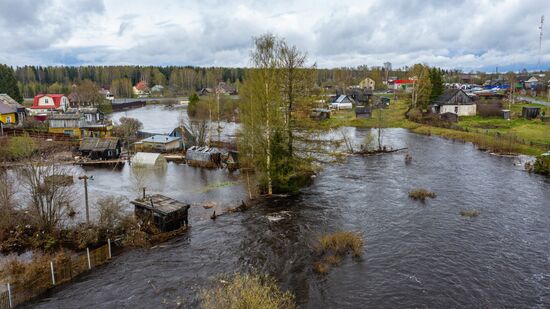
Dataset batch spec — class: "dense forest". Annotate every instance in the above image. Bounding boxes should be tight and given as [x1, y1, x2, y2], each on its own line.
[10, 64, 475, 98]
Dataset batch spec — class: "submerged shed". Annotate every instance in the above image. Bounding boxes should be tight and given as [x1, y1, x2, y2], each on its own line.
[185, 146, 222, 168]
[131, 194, 190, 232]
[79, 137, 121, 160]
[131, 152, 167, 167]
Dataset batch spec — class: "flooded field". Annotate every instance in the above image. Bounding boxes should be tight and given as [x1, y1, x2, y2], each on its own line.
[111, 105, 239, 140]
[29, 128, 550, 308]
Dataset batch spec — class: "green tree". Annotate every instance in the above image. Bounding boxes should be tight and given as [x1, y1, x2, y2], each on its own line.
[429, 68, 444, 103]
[239, 34, 285, 195]
[0, 64, 23, 102]
[410, 64, 432, 110]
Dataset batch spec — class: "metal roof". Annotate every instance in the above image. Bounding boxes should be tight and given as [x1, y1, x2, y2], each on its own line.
[140, 135, 180, 144]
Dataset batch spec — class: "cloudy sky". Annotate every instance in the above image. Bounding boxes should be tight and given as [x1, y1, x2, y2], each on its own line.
[0, 0, 548, 71]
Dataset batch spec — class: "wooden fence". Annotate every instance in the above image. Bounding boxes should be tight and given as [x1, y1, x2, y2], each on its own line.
[0, 241, 112, 309]
[0, 128, 78, 142]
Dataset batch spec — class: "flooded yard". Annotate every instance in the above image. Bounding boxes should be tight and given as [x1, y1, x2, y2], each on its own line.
[28, 128, 550, 308]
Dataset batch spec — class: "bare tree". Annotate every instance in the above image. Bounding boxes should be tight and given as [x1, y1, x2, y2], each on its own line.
[178, 111, 210, 147]
[18, 164, 77, 230]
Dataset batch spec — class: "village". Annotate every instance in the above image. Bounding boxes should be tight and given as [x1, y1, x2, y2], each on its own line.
[0, 2, 550, 306]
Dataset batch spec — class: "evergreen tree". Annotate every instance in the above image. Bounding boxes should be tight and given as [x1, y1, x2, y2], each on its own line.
[0, 64, 23, 102]
[429, 68, 444, 103]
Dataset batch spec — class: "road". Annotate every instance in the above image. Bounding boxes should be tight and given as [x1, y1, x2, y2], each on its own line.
[517, 96, 550, 106]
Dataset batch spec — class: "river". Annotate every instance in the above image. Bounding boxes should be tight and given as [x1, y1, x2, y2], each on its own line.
[27, 127, 550, 308]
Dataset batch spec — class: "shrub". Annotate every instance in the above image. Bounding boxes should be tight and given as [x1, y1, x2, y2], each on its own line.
[7, 136, 36, 160]
[477, 100, 503, 117]
[460, 209, 480, 218]
[534, 155, 550, 175]
[409, 188, 437, 201]
[317, 231, 363, 258]
[201, 273, 296, 309]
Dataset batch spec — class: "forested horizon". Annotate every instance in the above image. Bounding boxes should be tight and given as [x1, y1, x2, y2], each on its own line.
[6, 64, 533, 98]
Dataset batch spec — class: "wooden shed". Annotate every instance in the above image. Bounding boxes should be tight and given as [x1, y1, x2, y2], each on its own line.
[131, 194, 190, 232]
[79, 137, 121, 160]
[522, 106, 541, 120]
[355, 106, 371, 119]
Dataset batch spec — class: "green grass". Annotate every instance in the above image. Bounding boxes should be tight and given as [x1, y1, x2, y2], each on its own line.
[304, 98, 549, 156]
[199, 181, 238, 193]
[318, 99, 416, 129]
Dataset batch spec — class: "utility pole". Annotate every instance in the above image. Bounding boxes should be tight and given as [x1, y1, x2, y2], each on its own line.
[78, 175, 92, 224]
[539, 15, 545, 68]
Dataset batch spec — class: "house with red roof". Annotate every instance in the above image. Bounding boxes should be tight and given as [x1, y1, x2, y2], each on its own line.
[31, 94, 69, 114]
[389, 79, 415, 91]
[133, 81, 150, 98]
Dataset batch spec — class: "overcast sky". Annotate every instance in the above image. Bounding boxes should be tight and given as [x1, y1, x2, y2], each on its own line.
[0, 0, 548, 71]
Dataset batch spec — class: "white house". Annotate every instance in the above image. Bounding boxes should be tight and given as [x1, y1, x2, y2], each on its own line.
[358, 77, 376, 90]
[330, 95, 354, 110]
[432, 89, 476, 116]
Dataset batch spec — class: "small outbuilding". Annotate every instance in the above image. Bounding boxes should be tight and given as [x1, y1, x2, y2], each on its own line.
[79, 137, 121, 160]
[185, 146, 222, 168]
[522, 106, 541, 120]
[355, 106, 371, 118]
[309, 108, 330, 120]
[131, 194, 190, 232]
[131, 152, 167, 167]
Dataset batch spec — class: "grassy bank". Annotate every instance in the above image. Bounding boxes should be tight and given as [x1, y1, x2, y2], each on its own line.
[309, 98, 549, 156]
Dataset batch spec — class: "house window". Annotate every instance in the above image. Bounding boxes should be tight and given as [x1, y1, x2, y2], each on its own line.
[64, 130, 74, 136]
[454, 106, 459, 114]
[45, 99, 49, 104]
[6, 116, 12, 123]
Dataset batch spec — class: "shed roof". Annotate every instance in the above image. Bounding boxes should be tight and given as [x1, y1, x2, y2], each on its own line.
[0, 101, 15, 114]
[79, 137, 120, 151]
[131, 194, 189, 216]
[140, 135, 180, 144]
[0, 94, 23, 108]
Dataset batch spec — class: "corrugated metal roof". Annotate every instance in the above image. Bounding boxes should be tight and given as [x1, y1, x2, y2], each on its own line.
[140, 135, 180, 144]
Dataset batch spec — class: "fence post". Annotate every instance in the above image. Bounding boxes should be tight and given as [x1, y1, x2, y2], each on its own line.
[87, 247, 92, 270]
[50, 261, 56, 285]
[7, 283, 12, 309]
[108, 239, 112, 259]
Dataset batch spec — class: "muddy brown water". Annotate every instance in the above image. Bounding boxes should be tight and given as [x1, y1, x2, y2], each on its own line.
[25, 128, 550, 308]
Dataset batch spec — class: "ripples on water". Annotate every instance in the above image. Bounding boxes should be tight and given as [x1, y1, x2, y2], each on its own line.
[30, 128, 550, 308]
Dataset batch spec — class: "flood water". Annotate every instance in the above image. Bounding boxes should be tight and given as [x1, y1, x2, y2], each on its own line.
[111, 105, 239, 140]
[29, 128, 550, 308]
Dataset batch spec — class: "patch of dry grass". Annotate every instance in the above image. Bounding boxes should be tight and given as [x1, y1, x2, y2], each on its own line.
[317, 231, 364, 258]
[409, 188, 437, 202]
[460, 209, 480, 218]
[201, 272, 296, 309]
[313, 261, 331, 274]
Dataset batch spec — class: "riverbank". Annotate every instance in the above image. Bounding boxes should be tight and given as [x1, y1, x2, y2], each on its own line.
[315, 99, 549, 157]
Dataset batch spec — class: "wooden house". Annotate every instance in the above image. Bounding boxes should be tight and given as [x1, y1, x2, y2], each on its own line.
[134, 135, 182, 152]
[330, 95, 354, 110]
[79, 137, 121, 160]
[432, 89, 476, 116]
[48, 114, 84, 136]
[131, 194, 190, 232]
[30, 94, 69, 114]
[0, 94, 25, 124]
[358, 77, 376, 90]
